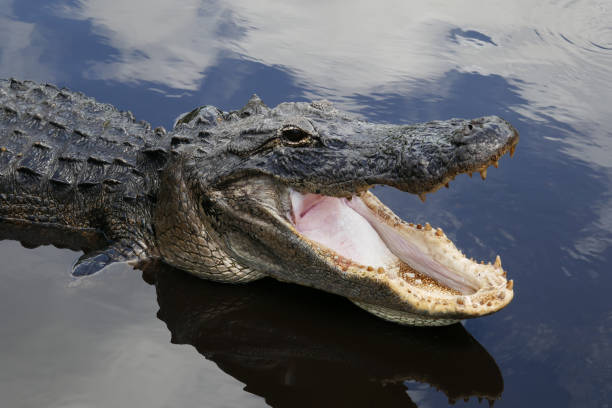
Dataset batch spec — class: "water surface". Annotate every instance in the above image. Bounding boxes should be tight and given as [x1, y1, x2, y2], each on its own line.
[1, 1, 611, 407]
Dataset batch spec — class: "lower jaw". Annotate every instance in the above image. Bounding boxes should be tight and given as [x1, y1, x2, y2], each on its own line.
[290, 189, 479, 295]
[352, 300, 461, 326]
[287, 189, 513, 324]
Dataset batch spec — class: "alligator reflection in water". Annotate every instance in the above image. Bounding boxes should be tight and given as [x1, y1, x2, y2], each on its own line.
[143, 260, 504, 407]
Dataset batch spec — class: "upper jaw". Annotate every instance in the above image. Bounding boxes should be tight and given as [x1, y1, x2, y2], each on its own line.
[283, 115, 518, 198]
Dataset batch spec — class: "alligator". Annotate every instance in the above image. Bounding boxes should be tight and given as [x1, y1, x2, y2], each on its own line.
[0, 78, 518, 326]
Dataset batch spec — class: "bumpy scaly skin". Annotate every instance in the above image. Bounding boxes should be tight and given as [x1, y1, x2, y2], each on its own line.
[0, 78, 518, 325]
[154, 159, 265, 282]
[0, 79, 162, 264]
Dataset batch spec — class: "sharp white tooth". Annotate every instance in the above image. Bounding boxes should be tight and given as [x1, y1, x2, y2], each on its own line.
[494, 255, 502, 268]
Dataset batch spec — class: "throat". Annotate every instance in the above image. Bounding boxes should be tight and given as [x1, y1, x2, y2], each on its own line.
[290, 192, 398, 267]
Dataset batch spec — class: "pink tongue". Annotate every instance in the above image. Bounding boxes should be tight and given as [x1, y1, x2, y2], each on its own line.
[290, 192, 397, 267]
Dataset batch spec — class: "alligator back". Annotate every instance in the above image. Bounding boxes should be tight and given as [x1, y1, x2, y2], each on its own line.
[0, 79, 163, 234]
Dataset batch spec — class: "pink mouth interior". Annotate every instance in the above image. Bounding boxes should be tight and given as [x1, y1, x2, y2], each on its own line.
[290, 191, 397, 267]
[289, 190, 479, 294]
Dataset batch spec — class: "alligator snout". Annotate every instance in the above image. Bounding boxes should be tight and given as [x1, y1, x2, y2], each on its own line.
[451, 116, 516, 146]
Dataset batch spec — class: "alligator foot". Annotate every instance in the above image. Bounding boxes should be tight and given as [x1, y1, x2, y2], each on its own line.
[72, 240, 147, 276]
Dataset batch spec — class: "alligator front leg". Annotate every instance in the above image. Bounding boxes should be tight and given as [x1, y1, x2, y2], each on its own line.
[72, 238, 149, 276]
[71, 200, 156, 276]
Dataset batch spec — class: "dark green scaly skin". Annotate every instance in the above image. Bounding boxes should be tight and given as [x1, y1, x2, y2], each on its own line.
[0, 79, 165, 269]
[0, 78, 518, 325]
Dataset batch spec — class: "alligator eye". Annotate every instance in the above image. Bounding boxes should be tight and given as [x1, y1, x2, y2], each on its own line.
[462, 124, 474, 136]
[280, 125, 312, 145]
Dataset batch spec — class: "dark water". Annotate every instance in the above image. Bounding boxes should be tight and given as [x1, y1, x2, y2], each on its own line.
[1, 1, 611, 407]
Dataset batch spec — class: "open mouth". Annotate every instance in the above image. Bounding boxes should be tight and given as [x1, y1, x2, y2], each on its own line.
[211, 115, 519, 325]
[286, 187, 513, 325]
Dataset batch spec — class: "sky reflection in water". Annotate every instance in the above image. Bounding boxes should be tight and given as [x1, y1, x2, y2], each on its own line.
[0, 0, 611, 407]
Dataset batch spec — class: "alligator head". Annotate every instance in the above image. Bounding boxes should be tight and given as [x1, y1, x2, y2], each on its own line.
[154, 96, 518, 326]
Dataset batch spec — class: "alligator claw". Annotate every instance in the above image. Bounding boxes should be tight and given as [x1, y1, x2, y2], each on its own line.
[72, 246, 133, 276]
